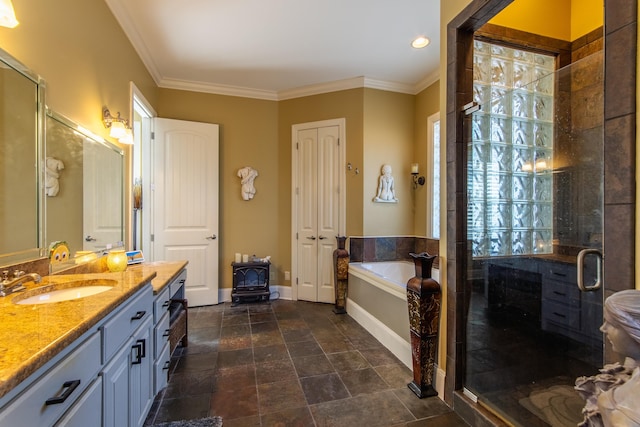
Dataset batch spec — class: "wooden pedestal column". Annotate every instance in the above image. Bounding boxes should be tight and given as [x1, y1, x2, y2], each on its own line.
[406, 252, 440, 398]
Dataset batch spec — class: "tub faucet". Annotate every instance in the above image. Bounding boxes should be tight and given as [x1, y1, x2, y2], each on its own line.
[0, 270, 41, 297]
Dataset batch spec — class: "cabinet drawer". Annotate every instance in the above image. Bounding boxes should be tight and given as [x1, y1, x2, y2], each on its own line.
[170, 269, 187, 298]
[102, 286, 152, 362]
[1, 331, 101, 427]
[154, 310, 171, 358]
[154, 341, 171, 394]
[154, 286, 171, 323]
[55, 376, 102, 427]
[543, 279, 580, 307]
[542, 300, 580, 330]
[542, 262, 576, 283]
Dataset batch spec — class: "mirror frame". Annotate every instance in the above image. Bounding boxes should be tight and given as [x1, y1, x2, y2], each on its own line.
[0, 47, 46, 267]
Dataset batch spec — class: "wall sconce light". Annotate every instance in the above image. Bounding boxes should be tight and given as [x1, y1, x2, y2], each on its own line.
[0, 0, 19, 28]
[411, 163, 425, 189]
[102, 106, 134, 144]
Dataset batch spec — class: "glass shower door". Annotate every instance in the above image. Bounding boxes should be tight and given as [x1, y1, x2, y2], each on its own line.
[465, 42, 604, 426]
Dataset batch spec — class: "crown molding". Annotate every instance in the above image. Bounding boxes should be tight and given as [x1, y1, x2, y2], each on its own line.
[413, 69, 440, 93]
[159, 74, 441, 101]
[159, 77, 279, 101]
[104, 0, 163, 85]
[277, 77, 366, 100]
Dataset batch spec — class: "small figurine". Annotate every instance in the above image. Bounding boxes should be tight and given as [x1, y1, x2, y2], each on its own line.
[237, 166, 258, 201]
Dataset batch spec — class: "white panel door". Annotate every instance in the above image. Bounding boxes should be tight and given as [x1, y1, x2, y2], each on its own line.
[152, 118, 219, 306]
[83, 140, 123, 251]
[296, 125, 340, 303]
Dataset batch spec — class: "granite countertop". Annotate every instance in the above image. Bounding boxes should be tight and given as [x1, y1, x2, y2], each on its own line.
[126, 260, 189, 294]
[0, 260, 187, 400]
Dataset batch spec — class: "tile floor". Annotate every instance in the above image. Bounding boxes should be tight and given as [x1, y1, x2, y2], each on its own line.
[144, 299, 468, 427]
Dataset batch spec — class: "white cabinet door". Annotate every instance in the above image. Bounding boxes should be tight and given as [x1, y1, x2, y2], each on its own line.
[130, 316, 154, 427]
[152, 118, 219, 307]
[102, 343, 130, 427]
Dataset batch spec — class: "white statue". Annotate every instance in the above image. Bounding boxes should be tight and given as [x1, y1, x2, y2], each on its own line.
[373, 164, 397, 202]
[45, 157, 65, 197]
[575, 290, 640, 426]
[237, 166, 258, 201]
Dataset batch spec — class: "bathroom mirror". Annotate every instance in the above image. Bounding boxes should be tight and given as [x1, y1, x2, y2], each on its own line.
[45, 110, 124, 271]
[0, 48, 45, 266]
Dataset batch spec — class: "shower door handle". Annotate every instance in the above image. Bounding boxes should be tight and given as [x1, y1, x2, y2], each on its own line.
[576, 248, 602, 292]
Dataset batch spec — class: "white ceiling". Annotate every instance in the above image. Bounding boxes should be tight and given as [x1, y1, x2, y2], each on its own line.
[104, 0, 441, 100]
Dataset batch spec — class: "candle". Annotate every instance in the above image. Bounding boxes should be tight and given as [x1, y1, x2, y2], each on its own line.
[242, 254, 249, 263]
[235, 253, 242, 263]
[411, 163, 419, 174]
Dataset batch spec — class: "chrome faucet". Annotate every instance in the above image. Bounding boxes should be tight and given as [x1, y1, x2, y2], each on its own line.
[0, 270, 41, 297]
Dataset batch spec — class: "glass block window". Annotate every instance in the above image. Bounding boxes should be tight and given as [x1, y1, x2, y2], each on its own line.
[469, 40, 555, 257]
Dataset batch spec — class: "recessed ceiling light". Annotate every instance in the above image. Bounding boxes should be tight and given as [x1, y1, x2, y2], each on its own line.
[411, 36, 430, 49]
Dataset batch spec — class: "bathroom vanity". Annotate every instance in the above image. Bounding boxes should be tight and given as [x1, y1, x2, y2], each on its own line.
[0, 261, 187, 427]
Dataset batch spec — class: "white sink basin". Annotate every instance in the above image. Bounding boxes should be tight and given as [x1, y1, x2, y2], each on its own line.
[14, 280, 116, 305]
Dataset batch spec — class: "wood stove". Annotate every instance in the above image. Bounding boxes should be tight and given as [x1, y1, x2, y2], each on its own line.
[231, 261, 270, 304]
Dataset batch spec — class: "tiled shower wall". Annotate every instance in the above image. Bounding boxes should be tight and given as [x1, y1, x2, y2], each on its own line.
[348, 236, 439, 268]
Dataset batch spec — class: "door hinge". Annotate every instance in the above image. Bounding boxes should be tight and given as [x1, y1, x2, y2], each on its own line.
[337, 137, 340, 146]
[296, 277, 298, 285]
[150, 131, 155, 140]
[296, 142, 299, 150]
[150, 234, 154, 242]
[296, 232, 298, 240]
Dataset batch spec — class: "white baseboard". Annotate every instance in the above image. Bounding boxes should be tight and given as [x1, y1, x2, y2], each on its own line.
[346, 298, 412, 368]
[218, 285, 292, 303]
[346, 298, 445, 399]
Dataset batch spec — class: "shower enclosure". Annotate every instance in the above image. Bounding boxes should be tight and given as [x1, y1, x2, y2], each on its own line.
[464, 40, 604, 426]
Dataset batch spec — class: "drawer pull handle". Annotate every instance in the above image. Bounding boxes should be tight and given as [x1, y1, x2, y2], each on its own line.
[179, 279, 185, 285]
[131, 339, 146, 365]
[131, 310, 146, 321]
[163, 361, 171, 370]
[163, 329, 170, 338]
[137, 338, 146, 358]
[553, 291, 566, 296]
[552, 272, 567, 277]
[553, 312, 567, 318]
[162, 300, 170, 308]
[45, 379, 81, 405]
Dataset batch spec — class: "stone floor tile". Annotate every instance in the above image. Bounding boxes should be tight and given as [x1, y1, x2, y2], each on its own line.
[299, 373, 350, 405]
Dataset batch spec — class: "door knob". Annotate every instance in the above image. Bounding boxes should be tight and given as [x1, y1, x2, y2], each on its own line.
[206, 234, 217, 240]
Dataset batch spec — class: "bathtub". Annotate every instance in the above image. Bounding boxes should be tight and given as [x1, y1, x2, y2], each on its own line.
[347, 261, 441, 372]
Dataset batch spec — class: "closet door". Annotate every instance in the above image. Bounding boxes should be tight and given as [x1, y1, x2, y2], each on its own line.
[295, 125, 340, 303]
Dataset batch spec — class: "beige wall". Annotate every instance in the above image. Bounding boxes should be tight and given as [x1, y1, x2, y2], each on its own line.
[157, 89, 279, 289]
[413, 81, 440, 236]
[0, 0, 157, 134]
[363, 89, 415, 235]
[278, 89, 365, 285]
